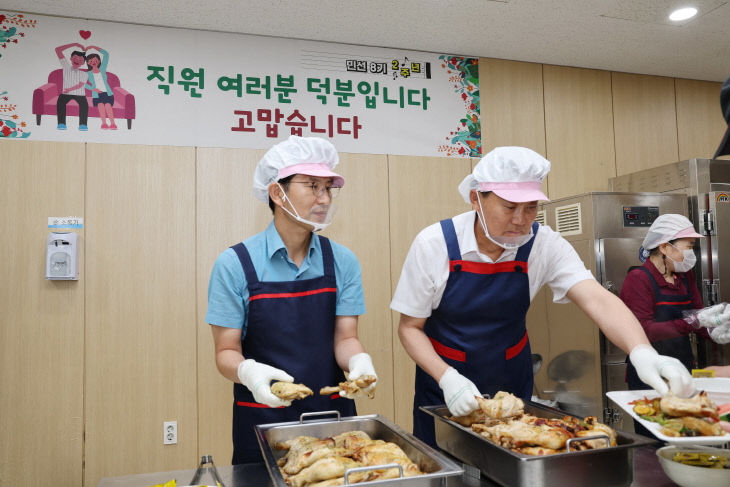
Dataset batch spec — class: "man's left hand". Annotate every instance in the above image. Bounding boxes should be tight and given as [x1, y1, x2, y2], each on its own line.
[342, 353, 377, 398]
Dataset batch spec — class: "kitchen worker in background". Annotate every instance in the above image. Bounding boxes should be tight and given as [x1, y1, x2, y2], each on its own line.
[392, 146, 695, 447]
[206, 136, 377, 463]
[620, 214, 730, 391]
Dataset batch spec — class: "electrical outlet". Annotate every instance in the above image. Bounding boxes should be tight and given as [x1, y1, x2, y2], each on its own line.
[164, 421, 177, 445]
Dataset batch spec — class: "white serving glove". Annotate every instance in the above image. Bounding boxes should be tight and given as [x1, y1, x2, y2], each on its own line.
[342, 352, 378, 398]
[439, 367, 482, 416]
[237, 359, 294, 407]
[710, 323, 730, 344]
[629, 344, 694, 397]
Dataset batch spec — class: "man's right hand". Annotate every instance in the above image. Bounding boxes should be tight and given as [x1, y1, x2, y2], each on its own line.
[237, 359, 294, 407]
[438, 367, 481, 416]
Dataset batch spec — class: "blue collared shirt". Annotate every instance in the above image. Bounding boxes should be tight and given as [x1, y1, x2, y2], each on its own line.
[206, 221, 366, 338]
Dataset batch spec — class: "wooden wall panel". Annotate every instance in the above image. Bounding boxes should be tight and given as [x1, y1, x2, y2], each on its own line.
[85, 144, 197, 486]
[675, 78, 727, 160]
[196, 147, 270, 464]
[322, 154, 393, 419]
[3, 61, 729, 485]
[480, 58, 546, 156]
[388, 155, 473, 430]
[543, 65, 616, 198]
[612, 73, 679, 175]
[0, 140, 85, 486]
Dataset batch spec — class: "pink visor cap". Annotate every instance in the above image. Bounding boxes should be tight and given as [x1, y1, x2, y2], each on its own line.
[478, 181, 549, 203]
[673, 226, 704, 239]
[278, 162, 345, 188]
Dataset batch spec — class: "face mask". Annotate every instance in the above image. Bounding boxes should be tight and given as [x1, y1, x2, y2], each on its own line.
[476, 194, 534, 250]
[276, 183, 335, 232]
[667, 243, 697, 273]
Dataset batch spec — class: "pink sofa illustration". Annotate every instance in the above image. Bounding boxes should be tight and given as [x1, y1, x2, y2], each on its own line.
[33, 69, 136, 129]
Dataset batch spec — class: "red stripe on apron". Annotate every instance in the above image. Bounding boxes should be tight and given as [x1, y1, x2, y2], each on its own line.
[236, 401, 284, 409]
[655, 300, 692, 306]
[429, 337, 466, 362]
[505, 331, 529, 360]
[330, 394, 341, 400]
[450, 260, 528, 275]
[249, 287, 337, 302]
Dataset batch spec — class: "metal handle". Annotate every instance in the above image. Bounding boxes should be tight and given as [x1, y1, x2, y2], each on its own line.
[343, 463, 403, 484]
[566, 433, 610, 452]
[299, 410, 340, 423]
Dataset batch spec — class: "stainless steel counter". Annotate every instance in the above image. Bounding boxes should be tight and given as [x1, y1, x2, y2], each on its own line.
[97, 446, 677, 487]
[96, 461, 491, 486]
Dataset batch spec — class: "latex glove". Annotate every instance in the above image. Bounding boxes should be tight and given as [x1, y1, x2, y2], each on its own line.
[341, 352, 378, 398]
[237, 359, 294, 407]
[698, 303, 730, 328]
[438, 367, 481, 416]
[629, 344, 694, 397]
[710, 323, 730, 344]
[685, 303, 730, 329]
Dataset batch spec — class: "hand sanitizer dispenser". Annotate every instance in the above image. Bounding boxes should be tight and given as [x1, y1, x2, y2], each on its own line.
[46, 232, 79, 280]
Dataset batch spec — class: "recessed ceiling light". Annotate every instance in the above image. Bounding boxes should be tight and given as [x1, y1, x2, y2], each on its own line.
[669, 7, 698, 21]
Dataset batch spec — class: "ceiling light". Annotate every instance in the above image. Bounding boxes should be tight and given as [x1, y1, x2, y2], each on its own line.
[669, 7, 698, 21]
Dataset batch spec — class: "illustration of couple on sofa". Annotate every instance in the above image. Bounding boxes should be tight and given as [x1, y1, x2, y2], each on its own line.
[53, 42, 119, 130]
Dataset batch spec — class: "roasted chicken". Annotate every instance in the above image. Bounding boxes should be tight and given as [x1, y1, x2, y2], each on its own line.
[449, 408, 487, 427]
[331, 430, 372, 450]
[349, 440, 421, 481]
[280, 438, 336, 474]
[289, 456, 361, 487]
[473, 419, 571, 450]
[320, 375, 377, 399]
[458, 391, 618, 456]
[274, 431, 423, 486]
[272, 382, 314, 401]
[476, 391, 525, 419]
[660, 391, 719, 420]
[450, 391, 523, 426]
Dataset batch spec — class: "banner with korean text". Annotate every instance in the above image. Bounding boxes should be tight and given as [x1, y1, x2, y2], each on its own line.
[0, 12, 480, 157]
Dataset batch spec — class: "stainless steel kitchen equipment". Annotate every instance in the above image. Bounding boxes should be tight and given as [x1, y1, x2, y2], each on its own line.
[421, 401, 656, 487]
[527, 192, 688, 429]
[610, 158, 730, 367]
[254, 411, 463, 486]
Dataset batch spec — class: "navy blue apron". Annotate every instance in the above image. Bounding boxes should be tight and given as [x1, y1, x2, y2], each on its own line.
[413, 219, 539, 447]
[230, 236, 356, 464]
[626, 267, 695, 390]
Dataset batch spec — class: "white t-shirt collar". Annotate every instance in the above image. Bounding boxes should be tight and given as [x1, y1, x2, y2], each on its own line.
[459, 211, 517, 263]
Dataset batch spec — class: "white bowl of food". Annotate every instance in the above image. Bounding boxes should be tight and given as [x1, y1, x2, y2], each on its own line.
[656, 445, 730, 487]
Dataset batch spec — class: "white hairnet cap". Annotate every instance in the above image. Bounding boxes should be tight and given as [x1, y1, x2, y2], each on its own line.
[458, 146, 550, 204]
[639, 213, 703, 261]
[252, 136, 344, 202]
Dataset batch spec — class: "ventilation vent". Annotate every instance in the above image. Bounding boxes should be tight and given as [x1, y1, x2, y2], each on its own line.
[555, 203, 582, 236]
[534, 210, 546, 226]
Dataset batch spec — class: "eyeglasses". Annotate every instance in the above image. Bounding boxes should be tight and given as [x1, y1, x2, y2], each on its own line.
[289, 181, 340, 199]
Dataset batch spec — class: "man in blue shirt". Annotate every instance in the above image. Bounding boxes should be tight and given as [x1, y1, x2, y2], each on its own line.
[206, 136, 377, 464]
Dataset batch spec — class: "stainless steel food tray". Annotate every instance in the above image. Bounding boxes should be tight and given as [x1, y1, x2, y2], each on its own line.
[255, 411, 463, 486]
[421, 401, 656, 487]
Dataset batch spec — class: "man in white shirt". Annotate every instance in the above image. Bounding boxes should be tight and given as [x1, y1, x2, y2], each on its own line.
[391, 146, 694, 446]
[55, 42, 89, 131]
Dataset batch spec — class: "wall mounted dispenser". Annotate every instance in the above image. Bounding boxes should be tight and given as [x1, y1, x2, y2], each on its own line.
[46, 232, 78, 280]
